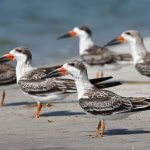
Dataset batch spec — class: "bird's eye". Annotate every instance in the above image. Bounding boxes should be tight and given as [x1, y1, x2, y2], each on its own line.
[69, 63, 75, 67]
[16, 49, 22, 53]
[125, 32, 131, 35]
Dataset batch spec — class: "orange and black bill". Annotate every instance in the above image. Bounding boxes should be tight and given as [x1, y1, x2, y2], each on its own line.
[43, 67, 67, 78]
[57, 31, 77, 39]
[0, 53, 14, 63]
[103, 36, 125, 47]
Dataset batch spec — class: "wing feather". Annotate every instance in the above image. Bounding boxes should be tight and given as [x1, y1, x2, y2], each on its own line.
[0, 63, 16, 85]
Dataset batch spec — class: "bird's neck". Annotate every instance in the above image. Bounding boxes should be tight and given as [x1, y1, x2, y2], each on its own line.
[73, 72, 94, 99]
[129, 41, 147, 64]
[16, 60, 33, 82]
[79, 36, 94, 55]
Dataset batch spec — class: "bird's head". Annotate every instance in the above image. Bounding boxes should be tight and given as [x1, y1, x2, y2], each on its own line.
[0, 47, 32, 64]
[104, 30, 143, 47]
[58, 25, 92, 39]
[44, 60, 87, 79]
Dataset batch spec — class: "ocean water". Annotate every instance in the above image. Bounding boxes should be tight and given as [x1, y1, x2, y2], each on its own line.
[0, 0, 150, 65]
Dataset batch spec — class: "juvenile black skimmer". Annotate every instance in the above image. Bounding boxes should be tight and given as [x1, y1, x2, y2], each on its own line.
[0, 63, 16, 106]
[58, 26, 132, 77]
[45, 60, 150, 138]
[0, 47, 122, 118]
[104, 30, 150, 77]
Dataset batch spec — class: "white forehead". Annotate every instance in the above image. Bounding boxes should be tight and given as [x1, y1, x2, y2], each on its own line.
[73, 27, 81, 32]
[9, 49, 16, 55]
[63, 63, 68, 69]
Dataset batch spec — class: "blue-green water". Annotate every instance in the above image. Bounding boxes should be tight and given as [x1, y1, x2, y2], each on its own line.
[0, 0, 150, 65]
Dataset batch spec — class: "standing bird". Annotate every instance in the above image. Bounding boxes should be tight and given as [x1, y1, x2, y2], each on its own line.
[0, 47, 122, 118]
[58, 26, 132, 77]
[104, 30, 150, 77]
[44, 60, 150, 138]
[0, 63, 16, 106]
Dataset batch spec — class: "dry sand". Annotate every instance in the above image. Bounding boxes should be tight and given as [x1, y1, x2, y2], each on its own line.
[1, 39, 150, 150]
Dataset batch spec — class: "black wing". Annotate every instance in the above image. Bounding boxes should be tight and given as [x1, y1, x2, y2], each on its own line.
[135, 63, 150, 76]
[79, 89, 131, 115]
[18, 78, 76, 96]
[22, 65, 62, 80]
[79, 88, 150, 115]
[135, 53, 150, 76]
[81, 45, 114, 65]
[0, 63, 16, 85]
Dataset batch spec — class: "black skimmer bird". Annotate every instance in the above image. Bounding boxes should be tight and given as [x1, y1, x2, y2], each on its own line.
[0, 47, 122, 118]
[44, 60, 150, 137]
[0, 63, 16, 106]
[58, 26, 132, 77]
[104, 30, 150, 77]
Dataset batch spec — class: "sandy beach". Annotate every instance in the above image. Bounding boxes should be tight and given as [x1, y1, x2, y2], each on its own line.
[1, 38, 150, 150]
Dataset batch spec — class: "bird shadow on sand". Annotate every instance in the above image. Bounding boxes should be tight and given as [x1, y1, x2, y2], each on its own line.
[4, 101, 30, 107]
[105, 128, 150, 136]
[86, 128, 150, 137]
[121, 80, 150, 85]
[4, 101, 49, 108]
[41, 110, 86, 117]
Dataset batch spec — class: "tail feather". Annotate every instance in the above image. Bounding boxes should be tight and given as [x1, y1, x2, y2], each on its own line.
[131, 98, 150, 112]
[95, 81, 122, 89]
[90, 76, 113, 84]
